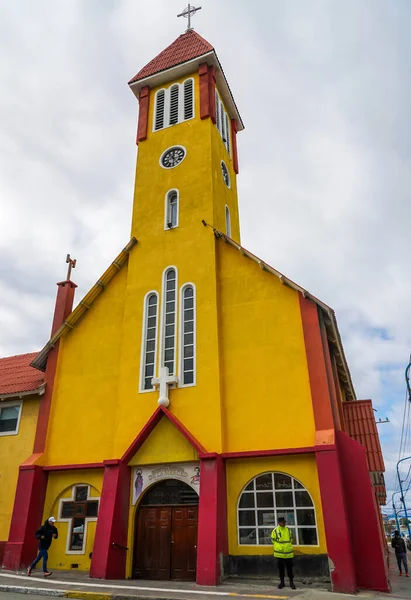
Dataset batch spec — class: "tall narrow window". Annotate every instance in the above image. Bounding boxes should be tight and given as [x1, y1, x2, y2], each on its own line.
[163, 269, 177, 375]
[154, 90, 165, 131]
[225, 113, 231, 154]
[169, 85, 179, 125]
[225, 205, 231, 237]
[215, 89, 231, 156]
[180, 285, 196, 386]
[165, 190, 179, 229]
[215, 90, 221, 133]
[184, 79, 194, 120]
[140, 292, 159, 391]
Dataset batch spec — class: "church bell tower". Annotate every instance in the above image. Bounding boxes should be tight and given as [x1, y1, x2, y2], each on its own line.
[127, 10, 244, 248]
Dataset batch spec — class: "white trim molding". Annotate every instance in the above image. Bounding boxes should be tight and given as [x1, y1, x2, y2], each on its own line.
[139, 291, 160, 393]
[178, 283, 196, 388]
[0, 399, 23, 437]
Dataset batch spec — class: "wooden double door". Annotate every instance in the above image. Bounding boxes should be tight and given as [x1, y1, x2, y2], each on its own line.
[134, 505, 198, 581]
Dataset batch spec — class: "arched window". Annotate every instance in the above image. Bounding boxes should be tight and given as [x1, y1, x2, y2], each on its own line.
[140, 292, 159, 391]
[169, 84, 179, 125]
[215, 89, 231, 155]
[225, 205, 231, 237]
[180, 284, 196, 386]
[153, 79, 195, 131]
[237, 472, 318, 546]
[162, 268, 177, 375]
[154, 89, 165, 131]
[165, 190, 179, 229]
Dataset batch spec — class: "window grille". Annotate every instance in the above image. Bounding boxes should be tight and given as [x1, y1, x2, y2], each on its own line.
[154, 90, 165, 131]
[169, 85, 179, 125]
[215, 89, 231, 155]
[153, 79, 195, 131]
[180, 285, 195, 385]
[163, 269, 177, 375]
[141, 293, 159, 390]
[184, 79, 194, 120]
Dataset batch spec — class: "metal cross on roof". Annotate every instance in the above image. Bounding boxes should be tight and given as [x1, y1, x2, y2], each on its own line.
[66, 254, 77, 281]
[177, 4, 202, 32]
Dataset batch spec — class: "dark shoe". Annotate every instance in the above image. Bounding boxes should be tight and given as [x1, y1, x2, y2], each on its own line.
[290, 582, 296, 590]
[278, 581, 285, 589]
[27, 567, 32, 576]
[44, 571, 52, 578]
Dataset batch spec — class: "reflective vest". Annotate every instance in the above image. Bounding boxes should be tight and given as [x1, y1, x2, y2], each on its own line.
[271, 526, 294, 559]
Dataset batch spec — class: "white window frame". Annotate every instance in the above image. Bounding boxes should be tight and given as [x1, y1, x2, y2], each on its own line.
[152, 78, 195, 132]
[0, 400, 22, 436]
[179, 283, 196, 388]
[164, 189, 179, 230]
[225, 205, 231, 237]
[237, 471, 319, 548]
[139, 291, 159, 393]
[215, 89, 231, 156]
[58, 484, 100, 555]
[159, 266, 179, 380]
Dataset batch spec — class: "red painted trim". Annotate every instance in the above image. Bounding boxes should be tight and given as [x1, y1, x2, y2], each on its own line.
[231, 119, 239, 174]
[299, 294, 334, 432]
[209, 65, 216, 124]
[331, 350, 346, 431]
[90, 462, 130, 579]
[319, 313, 341, 430]
[33, 281, 76, 455]
[316, 448, 357, 593]
[103, 459, 121, 466]
[2, 466, 48, 570]
[199, 63, 210, 119]
[196, 456, 227, 585]
[121, 406, 206, 464]
[220, 444, 335, 459]
[136, 86, 150, 143]
[43, 462, 104, 472]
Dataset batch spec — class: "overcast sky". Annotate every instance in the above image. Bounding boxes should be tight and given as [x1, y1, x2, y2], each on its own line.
[1, 0, 410, 503]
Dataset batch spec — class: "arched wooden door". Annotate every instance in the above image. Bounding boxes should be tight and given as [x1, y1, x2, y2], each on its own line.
[133, 479, 199, 581]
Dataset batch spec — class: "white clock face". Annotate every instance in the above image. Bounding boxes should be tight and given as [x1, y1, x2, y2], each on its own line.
[160, 146, 186, 169]
[221, 160, 230, 188]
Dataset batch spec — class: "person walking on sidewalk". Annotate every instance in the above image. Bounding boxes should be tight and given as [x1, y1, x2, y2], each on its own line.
[27, 517, 58, 577]
[271, 516, 296, 589]
[392, 530, 409, 577]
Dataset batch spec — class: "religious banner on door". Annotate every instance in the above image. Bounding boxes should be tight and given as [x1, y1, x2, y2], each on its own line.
[132, 462, 200, 505]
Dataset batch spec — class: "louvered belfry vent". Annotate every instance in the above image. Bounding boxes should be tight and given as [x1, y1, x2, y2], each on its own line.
[153, 79, 195, 132]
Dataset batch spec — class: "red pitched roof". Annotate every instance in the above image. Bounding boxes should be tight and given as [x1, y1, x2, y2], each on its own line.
[343, 400, 385, 473]
[0, 352, 44, 397]
[129, 30, 214, 84]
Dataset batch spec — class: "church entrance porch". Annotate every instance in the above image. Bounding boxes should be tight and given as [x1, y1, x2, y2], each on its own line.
[133, 479, 199, 581]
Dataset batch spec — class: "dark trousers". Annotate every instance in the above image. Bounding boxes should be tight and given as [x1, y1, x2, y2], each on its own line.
[396, 552, 408, 574]
[30, 549, 48, 572]
[277, 557, 294, 582]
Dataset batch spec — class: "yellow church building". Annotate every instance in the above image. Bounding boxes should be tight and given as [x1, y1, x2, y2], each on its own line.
[1, 22, 389, 594]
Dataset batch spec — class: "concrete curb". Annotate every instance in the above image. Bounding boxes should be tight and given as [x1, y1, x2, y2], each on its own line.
[0, 585, 163, 600]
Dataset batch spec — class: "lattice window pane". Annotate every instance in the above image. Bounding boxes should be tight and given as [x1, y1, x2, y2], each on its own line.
[154, 90, 165, 131]
[163, 270, 176, 375]
[141, 293, 158, 390]
[184, 79, 194, 120]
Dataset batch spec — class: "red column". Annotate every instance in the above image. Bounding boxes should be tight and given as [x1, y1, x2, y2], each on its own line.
[196, 455, 228, 585]
[2, 466, 48, 570]
[90, 461, 131, 579]
[316, 449, 357, 593]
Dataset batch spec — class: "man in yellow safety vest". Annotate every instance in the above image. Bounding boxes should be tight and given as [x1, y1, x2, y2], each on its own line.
[271, 516, 295, 589]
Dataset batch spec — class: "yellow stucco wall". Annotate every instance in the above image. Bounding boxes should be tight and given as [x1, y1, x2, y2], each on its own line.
[217, 241, 316, 452]
[128, 416, 198, 466]
[42, 470, 103, 571]
[226, 455, 326, 556]
[0, 396, 39, 540]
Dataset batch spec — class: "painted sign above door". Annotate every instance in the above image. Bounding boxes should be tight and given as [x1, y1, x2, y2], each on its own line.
[132, 462, 200, 505]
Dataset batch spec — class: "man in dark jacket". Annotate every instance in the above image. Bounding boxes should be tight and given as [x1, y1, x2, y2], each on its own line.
[27, 517, 58, 577]
[392, 530, 409, 576]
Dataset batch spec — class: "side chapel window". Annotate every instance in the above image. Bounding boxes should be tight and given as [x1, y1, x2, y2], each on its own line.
[162, 268, 177, 375]
[180, 285, 196, 386]
[141, 292, 159, 390]
[154, 78, 195, 131]
[59, 485, 99, 553]
[238, 473, 318, 546]
[215, 89, 231, 155]
[165, 190, 179, 229]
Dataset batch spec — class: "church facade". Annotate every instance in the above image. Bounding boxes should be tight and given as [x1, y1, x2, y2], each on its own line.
[0, 28, 389, 593]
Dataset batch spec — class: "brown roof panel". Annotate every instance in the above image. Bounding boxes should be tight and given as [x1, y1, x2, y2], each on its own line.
[343, 399, 385, 473]
[129, 30, 214, 85]
[0, 352, 44, 396]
